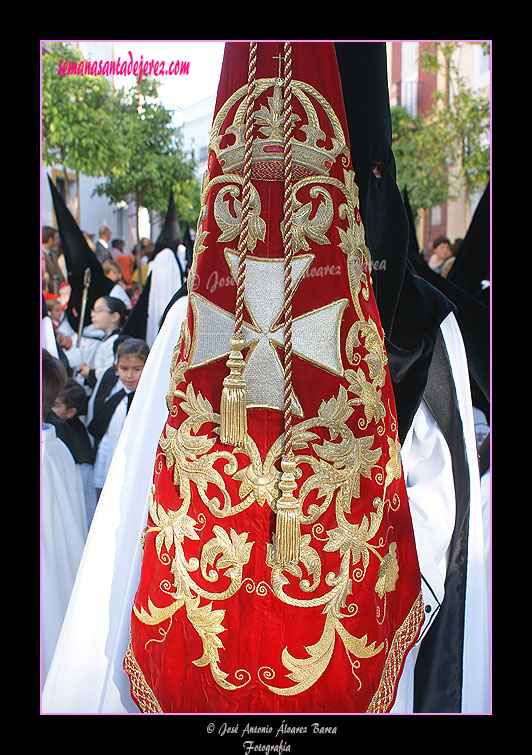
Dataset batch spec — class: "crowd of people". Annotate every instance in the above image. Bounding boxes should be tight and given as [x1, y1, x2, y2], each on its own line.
[425, 235, 463, 277]
[41, 223, 162, 680]
[42, 224, 156, 306]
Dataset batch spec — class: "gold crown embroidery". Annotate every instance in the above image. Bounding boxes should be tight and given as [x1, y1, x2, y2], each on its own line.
[210, 78, 350, 181]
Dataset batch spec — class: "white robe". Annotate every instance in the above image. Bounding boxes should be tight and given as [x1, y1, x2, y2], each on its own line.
[391, 313, 490, 714]
[439, 314, 490, 714]
[42, 315, 59, 358]
[146, 248, 182, 348]
[92, 380, 131, 491]
[41, 425, 88, 684]
[55, 321, 108, 375]
[109, 282, 132, 310]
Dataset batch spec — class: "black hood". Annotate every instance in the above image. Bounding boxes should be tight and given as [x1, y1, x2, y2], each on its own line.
[48, 176, 114, 332]
[335, 42, 454, 441]
[152, 191, 182, 259]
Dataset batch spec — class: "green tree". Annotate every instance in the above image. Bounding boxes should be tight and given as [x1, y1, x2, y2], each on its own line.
[41, 42, 124, 217]
[94, 76, 200, 244]
[420, 42, 490, 223]
[391, 105, 449, 217]
[391, 42, 490, 224]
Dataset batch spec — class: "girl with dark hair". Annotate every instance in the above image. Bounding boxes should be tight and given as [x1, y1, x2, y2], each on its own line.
[78, 296, 127, 390]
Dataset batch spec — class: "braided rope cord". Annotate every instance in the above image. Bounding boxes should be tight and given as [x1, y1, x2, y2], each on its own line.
[234, 41, 257, 337]
[282, 42, 295, 458]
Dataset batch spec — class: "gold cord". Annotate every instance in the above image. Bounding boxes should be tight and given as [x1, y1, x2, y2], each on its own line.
[274, 41, 302, 568]
[282, 41, 295, 458]
[219, 42, 302, 567]
[219, 42, 257, 446]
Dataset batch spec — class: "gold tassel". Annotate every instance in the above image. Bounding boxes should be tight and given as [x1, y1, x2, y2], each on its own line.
[220, 332, 247, 446]
[274, 456, 300, 567]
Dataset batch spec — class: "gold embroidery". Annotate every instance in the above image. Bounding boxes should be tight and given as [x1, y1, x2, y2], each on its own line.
[213, 181, 266, 251]
[185, 595, 251, 690]
[134, 484, 255, 690]
[165, 301, 193, 412]
[210, 78, 349, 181]
[367, 592, 425, 712]
[188, 253, 347, 415]
[375, 542, 399, 598]
[133, 72, 419, 707]
[259, 612, 384, 696]
[124, 642, 163, 713]
[345, 319, 387, 388]
[288, 185, 335, 253]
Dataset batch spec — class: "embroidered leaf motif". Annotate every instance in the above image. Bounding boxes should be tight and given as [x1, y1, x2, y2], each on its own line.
[324, 498, 385, 580]
[375, 542, 399, 598]
[299, 533, 322, 592]
[233, 463, 280, 507]
[214, 183, 266, 250]
[181, 383, 214, 423]
[146, 486, 200, 559]
[345, 367, 386, 426]
[260, 612, 337, 696]
[335, 621, 384, 659]
[290, 186, 334, 253]
[200, 526, 254, 583]
[186, 595, 250, 690]
[345, 319, 387, 386]
[384, 437, 402, 490]
[318, 385, 353, 427]
[133, 596, 183, 626]
[254, 89, 286, 139]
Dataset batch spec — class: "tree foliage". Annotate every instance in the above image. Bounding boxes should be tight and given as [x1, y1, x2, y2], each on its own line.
[93, 76, 200, 234]
[42, 41, 201, 232]
[391, 42, 490, 221]
[391, 105, 449, 216]
[41, 42, 125, 214]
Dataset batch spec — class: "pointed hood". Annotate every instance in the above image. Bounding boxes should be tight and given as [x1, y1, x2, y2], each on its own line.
[122, 205, 183, 345]
[447, 182, 490, 298]
[121, 273, 151, 341]
[48, 176, 114, 331]
[335, 42, 454, 440]
[152, 191, 182, 259]
[403, 179, 489, 416]
[408, 249, 490, 416]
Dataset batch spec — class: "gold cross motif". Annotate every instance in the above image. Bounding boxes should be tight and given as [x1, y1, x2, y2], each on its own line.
[272, 52, 284, 79]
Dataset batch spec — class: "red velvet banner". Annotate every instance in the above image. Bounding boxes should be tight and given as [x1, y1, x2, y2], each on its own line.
[125, 41, 423, 714]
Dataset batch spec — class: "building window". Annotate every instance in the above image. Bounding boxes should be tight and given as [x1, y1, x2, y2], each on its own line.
[431, 205, 442, 226]
[401, 42, 419, 117]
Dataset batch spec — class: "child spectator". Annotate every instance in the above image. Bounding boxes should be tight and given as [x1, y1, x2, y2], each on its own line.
[102, 259, 132, 310]
[85, 334, 132, 426]
[88, 338, 150, 499]
[48, 378, 98, 527]
[41, 350, 87, 682]
[46, 298, 63, 328]
[78, 296, 127, 390]
[58, 281, 71, 312]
